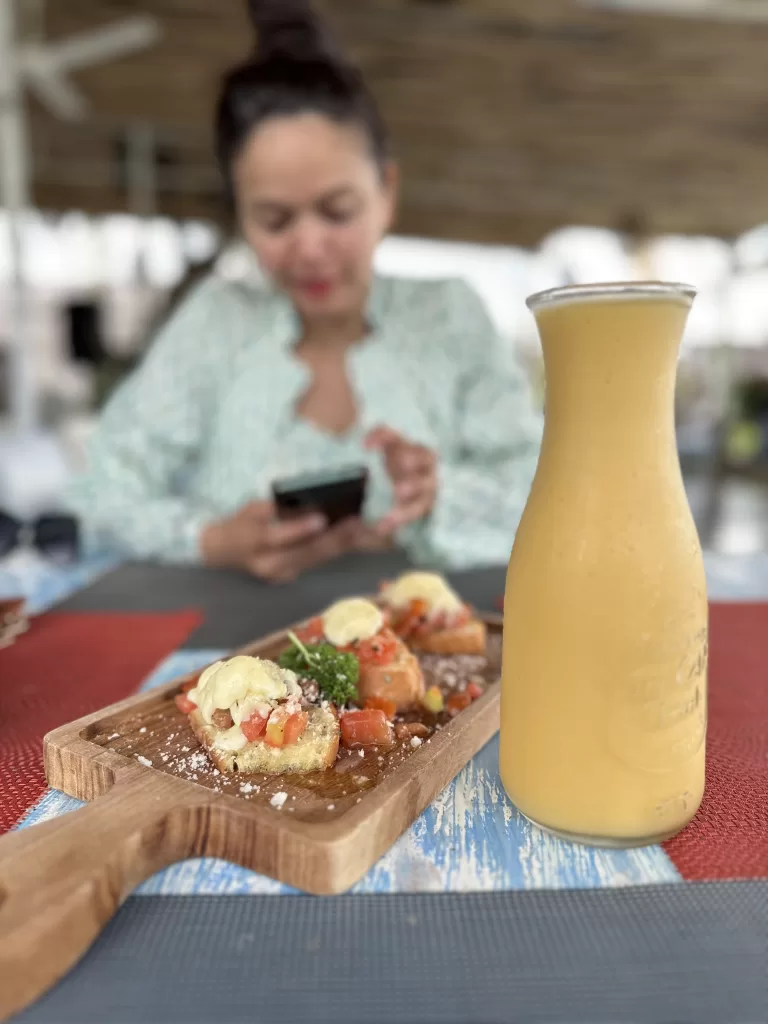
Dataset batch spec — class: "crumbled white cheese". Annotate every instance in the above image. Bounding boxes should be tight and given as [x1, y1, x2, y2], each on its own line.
[136, 755, 153, 767]
[187, 751, 208, 771]
[139, 727, 147, 734]
[358, 749, 365, 758]
[327, 803, 335, 810]
[107, 733, 119, 740]
[410, 736, 423, 749]
[270, 791, 288, 809]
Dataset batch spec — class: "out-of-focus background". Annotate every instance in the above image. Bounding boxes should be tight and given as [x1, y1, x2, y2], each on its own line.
[2, 0, 768, 552]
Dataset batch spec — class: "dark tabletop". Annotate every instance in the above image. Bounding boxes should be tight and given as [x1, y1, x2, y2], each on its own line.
[16, 553, 768, 1024]
[17, 885, 768, 1024]
[56, 552, 506, 649]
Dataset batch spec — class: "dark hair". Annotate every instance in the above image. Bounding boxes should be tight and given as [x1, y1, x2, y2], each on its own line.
[216, 0, 389, 192]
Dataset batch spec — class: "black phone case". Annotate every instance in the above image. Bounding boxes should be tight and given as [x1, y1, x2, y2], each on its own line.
[272, 468, 368, 526]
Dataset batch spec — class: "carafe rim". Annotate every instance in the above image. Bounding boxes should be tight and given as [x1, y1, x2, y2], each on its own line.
[527, 280, 697, 311]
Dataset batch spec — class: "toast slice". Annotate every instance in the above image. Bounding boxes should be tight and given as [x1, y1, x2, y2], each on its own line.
[357, 639, 425, 710]
[189, 705, 340, 775]
[409, 618, 487, 656]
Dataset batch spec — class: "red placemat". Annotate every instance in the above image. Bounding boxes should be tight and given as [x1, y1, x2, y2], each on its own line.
[0, 609, 201, 834]
[664, 601, 768, 881]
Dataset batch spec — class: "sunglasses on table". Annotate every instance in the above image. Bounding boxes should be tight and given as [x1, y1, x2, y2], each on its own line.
[0, 510, 80, 562]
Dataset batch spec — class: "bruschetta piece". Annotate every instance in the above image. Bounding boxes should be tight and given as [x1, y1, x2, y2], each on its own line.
[379, 572, 487, 655]
[294, 597, 425, 711]
[178, 655, 340, 775]
[356, 637, 424, 709]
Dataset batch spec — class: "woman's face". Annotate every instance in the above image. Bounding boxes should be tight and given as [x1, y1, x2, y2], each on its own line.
[233, 113, 397, 323]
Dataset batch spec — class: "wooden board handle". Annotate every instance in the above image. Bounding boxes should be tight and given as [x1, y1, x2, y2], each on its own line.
[0, 769, 210, 1021]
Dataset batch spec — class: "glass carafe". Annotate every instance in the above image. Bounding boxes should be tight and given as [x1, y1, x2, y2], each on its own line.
[500, 283, 707, 847]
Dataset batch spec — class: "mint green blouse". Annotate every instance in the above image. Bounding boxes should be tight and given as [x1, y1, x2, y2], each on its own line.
[66, 272, 542, 569]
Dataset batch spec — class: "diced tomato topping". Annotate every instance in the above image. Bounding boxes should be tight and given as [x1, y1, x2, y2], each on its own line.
[240, 710, 268, 742]
[391, 598, 430, 639]
[265, 708, 308, 747]
[446, 691, 473, 716]
[467, 682, 484, 701]
[392, 599, 472, 639]
[411, 620, 435, 639]
[174, 693, 196, 715]
[452, 604, 472, 629]
[341, 709, 394, 749]
[353, 628, 399, 666]
[429, 605, 471, 633]
[295, 616, 325, 644]
[364, 695, 397, 720]
[283, 710, 309, 746]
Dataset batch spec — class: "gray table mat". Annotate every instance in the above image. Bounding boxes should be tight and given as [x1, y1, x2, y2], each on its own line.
[15, 884, 768, 1024]
[43, 560, 768, 1022]
[57, 553, 506, 649]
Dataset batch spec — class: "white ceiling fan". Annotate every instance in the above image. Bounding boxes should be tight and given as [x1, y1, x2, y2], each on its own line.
[19, 14, 161, 121]
[584, 0, 768, 22]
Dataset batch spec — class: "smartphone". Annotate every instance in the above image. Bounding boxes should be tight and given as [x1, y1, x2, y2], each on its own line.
[272, 465, 368, 526]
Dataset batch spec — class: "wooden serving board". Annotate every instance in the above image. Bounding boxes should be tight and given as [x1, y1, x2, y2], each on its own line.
[0, 615, 502, 1021]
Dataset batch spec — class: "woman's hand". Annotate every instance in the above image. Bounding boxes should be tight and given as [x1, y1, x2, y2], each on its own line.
[201, 500, 359, 582]
[365, 425, 438, 535]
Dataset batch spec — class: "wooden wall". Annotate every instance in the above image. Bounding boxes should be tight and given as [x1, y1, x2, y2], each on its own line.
[27, 0, 768, 245]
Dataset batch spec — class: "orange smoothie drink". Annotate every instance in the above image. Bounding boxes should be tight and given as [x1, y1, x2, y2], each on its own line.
[500, 283, 707, 846]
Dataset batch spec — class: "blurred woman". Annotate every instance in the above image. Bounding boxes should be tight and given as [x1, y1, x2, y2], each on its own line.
[66, 0, 541, 580]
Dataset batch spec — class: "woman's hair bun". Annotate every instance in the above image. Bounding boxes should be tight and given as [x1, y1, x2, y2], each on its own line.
[216, 1, 389, 188]
[247, 0, 342, 63]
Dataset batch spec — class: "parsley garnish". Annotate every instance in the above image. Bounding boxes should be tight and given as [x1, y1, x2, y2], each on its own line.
[278, 631, 359, 707]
